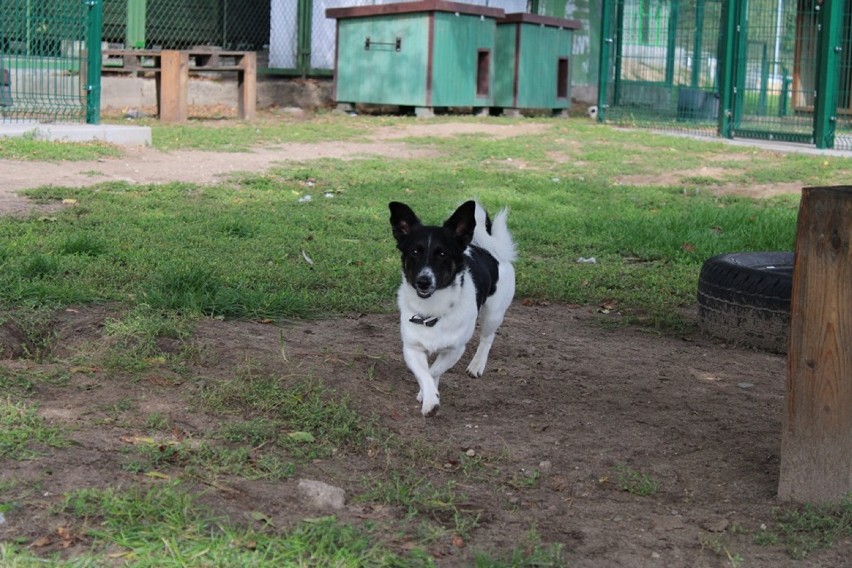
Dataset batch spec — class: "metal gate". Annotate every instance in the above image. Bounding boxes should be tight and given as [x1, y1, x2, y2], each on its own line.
[0, 0, 103, 124]
[599, 0, 851, 150]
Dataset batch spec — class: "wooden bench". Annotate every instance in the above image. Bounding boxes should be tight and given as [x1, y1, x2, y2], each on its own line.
[101, 49, 256, 122]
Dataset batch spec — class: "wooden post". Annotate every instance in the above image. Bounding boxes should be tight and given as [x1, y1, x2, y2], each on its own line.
[158, 50, 188, 122]
[237, 51, 257, 121]
[778, 186, 852, 503]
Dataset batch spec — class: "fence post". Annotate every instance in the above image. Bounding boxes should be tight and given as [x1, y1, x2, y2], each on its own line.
[596, 0, 612, 122]
[85, 0, 104, 125]
[778, 186, 852, 503]
[297, 0, 313, 78]
[716, 0, 737, 138]
[127, 0, 147, 48]
[813, 0, 841, 149]
[690, 0, 705, 89]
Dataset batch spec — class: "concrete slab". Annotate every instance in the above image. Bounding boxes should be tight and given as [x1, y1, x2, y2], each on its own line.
[0, 123, 151, 146]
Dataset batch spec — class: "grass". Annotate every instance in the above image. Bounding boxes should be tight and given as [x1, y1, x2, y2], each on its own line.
[200, 374, 377, 461]
[3, 114, 852, 566]
[0, 398, 65, 459]
[0, 132, 122, 161]
[615, 464, 660, 496]
[473, 527, 566, 567]
[46, 482, 427, 567]
[358, 469, 484, 552]
[149, 111, 388, 151]
[755, 494, 852, 559]
[0, 117, 819, 330]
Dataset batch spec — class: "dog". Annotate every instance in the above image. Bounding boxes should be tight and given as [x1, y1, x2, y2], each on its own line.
[389, 200, 516, 417]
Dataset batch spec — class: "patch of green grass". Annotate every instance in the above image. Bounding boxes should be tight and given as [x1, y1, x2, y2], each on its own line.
[473, 527, 566, 567]
[615, 464, 660, 496]
[0, 133, 122, 161]
[97, 304, 194, 371]
[37, 483, 424, 566]
[144, 412, 170, 431]
[0, 398, 65, 459]
[0, 305, 57, 361]
[150, 112, 378, 151]
[58, 233, 107, 257]
[360, 471, 480, 539]
[700, 534, 744, 567]
[1, 116, 842, 330]
[123, 439, 295, 481]
[200, 376, 375, 462]
[756, 494, 852, 559]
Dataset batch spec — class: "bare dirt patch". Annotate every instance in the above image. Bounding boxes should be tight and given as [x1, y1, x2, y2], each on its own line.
[0, 302, 846, 566]
[0, 121, 552, 216]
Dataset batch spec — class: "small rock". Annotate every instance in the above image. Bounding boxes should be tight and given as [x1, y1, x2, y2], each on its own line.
[651, 552, 661, 559]
[738, 382, 754, 389]
[297, 479, 345, 510]
[538, 460, 553, 473]
[465, 449, 476, 457]
[701, 517, 729, 533]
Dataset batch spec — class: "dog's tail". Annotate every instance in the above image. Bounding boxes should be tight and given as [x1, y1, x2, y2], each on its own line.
[472, 202, 517, 264]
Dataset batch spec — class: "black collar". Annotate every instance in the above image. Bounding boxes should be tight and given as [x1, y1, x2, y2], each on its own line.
[409, 314, 439, 327]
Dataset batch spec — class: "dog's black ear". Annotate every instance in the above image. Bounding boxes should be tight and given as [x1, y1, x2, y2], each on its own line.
[389, 202, 421, 242]
[444, 201, 476, 249]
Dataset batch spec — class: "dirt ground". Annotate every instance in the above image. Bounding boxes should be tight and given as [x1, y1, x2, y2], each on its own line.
[2, 122, 846, 567]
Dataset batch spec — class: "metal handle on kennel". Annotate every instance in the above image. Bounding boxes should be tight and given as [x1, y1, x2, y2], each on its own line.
[364, 37, 402, 52]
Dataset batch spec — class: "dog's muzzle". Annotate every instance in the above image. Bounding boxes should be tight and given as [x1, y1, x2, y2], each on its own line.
[414, 274, 436, 298]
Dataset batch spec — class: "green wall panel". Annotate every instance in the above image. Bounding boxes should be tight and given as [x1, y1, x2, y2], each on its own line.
[495, 21, 575, 109]
[494, 24, 518, 107]
[431, 12, 496, 107]
[335, 14, 429, 106]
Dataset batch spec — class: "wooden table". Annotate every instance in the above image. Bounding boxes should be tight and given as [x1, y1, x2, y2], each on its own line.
[101, 49, 256, 122]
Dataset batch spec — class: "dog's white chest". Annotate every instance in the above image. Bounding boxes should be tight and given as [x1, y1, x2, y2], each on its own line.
[397, 276, 477, 354]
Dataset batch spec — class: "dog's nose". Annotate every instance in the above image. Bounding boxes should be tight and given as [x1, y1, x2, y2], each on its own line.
[416, 275, 432, 291]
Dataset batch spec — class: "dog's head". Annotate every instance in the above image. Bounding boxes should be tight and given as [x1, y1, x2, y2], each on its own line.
[389, 201, 476, 299]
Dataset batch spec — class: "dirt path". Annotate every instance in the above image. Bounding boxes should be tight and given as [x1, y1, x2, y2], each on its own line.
[0, 122, 555, 214]
[0, 142, 431, 198]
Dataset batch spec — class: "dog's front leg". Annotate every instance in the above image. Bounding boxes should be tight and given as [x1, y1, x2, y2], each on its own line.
[403, 345, 440, 417]
[429, 345, 465, 390]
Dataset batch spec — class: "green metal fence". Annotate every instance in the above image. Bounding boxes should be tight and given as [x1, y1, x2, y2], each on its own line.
[1, 0, 103, 124]
[599, 0, 852, 150]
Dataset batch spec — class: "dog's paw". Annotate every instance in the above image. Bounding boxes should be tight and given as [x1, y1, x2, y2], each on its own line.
[422, 402, 440, 417]
[421, 393, 440, 417]
[416, 390, 423, 403]
[466, 360, 486, 378]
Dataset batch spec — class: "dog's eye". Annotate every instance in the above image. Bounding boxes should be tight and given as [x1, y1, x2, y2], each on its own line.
[410, 247, 421, 256]
[436, 250, 447, 258]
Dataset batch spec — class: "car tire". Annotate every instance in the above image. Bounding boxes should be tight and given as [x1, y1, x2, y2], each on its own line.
[697, 252, 793, 353]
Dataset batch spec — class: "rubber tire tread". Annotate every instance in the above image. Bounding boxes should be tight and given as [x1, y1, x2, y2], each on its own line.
[697, 252, 793, 353]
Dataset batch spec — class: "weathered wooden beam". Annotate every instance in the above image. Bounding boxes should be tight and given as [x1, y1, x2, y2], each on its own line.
[158, 50, 189, 123]
[778, 186, 852, 503]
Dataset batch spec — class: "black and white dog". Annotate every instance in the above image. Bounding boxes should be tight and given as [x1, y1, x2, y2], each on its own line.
[389, 200, 516, 417]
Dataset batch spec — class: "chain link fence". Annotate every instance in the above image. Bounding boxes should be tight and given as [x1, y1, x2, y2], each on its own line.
[99, 1, 531, 75]
[1, 0, 562, 123]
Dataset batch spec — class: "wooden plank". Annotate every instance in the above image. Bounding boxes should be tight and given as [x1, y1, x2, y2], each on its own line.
[237, 51, 257, 120]
[158, 50, 189, 123]
[778, 185, 852, 503]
